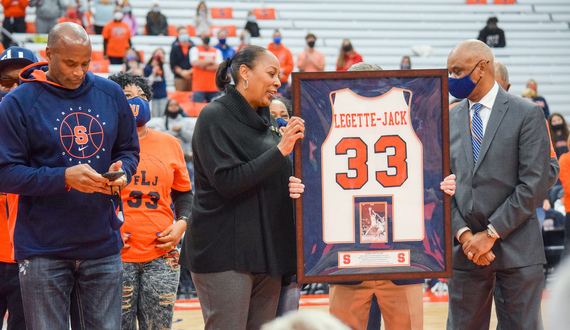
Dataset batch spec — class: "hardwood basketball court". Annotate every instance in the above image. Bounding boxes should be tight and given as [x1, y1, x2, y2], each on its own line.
[168, 291, 550, 329]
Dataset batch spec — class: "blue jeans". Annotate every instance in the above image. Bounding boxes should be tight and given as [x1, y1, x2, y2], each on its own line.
[193, 91, 221, 103]
[18, 253, 122, 330]
[0, 262, 25, 330]
[121, 250, 180, 330]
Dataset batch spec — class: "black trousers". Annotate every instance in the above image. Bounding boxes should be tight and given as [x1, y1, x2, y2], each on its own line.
[0, 262, 26, 330]
[2, 16, 26, 48]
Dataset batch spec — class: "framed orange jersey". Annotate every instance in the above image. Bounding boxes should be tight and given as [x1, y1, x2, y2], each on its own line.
[292, 69, 452, 283]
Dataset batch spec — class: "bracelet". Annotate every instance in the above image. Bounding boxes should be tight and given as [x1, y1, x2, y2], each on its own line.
[177, 216, 188, 223]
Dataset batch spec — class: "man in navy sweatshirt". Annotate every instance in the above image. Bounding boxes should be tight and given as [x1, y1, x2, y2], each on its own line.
[0, 23, 140, 330]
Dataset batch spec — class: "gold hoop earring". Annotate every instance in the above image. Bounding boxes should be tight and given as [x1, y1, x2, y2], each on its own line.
[243, 79, 249, 90]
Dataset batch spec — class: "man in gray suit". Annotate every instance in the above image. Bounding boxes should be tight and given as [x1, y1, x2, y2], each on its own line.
[446, 40, 552, 329]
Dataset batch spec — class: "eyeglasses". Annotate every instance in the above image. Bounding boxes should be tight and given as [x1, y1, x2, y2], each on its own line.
[0, 76, 19, 89]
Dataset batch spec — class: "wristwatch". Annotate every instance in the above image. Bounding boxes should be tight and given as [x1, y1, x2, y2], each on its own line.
[177, 216, 188, 223]
[120, 175, 128, 187]
[487, 227, 500, 239]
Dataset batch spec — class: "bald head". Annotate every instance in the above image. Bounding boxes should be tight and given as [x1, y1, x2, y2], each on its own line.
[47, 22, 90, 50]
[449, 40, 494, 67]
[45, 23, 92, 90]
[495, 61, 510, 91]
[447, 40, 495, 101]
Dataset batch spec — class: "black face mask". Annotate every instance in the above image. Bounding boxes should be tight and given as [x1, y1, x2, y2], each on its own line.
[343, 44, 352, 52]
[307, 41, 315, 48]
[552, 123, 565, 131]
[167, 109, 183, 119]
[202, 37, 210, 45]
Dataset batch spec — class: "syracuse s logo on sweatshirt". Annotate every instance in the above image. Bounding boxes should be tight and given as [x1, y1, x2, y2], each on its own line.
[57, 106, 105, 161]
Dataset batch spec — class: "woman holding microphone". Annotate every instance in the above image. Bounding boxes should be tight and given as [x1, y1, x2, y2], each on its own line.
[180, 45, 305, 329]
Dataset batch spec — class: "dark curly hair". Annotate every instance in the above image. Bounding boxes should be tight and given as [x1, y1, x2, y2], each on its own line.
[108, 71, 153, 101]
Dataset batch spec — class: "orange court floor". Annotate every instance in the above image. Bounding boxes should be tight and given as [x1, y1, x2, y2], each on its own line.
[168, 291, 550, 330]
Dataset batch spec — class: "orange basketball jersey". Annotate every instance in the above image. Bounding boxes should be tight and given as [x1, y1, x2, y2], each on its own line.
[120, 129, 191, 263]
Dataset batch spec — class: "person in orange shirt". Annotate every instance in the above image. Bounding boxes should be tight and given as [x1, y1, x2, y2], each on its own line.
[336, 39, 363, 71]
[267, 29, 293, 96]
[558, 142, 570, 256]
[296, 33, 325, 72]
[108, 72, 192, 330]
[0, 46, 38, 330]
[57, 4, 83, 26]
[1, 0, 28, 48]
[102, 8, 132, 64]
[190, 32, 222, 103]
[0, 193, 23, 330]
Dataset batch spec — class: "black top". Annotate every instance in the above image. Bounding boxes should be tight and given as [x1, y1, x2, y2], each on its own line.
[478, 27, 506, 48]
[146, 13, 168, 36]
[179, 85, 296, 278]
[245, 21, 260, 37]
[169, 43, 193, 79]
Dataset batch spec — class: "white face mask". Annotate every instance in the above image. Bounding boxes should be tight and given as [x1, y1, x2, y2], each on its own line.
[178, 33, 190, 43]
[113, 11, 124, 21]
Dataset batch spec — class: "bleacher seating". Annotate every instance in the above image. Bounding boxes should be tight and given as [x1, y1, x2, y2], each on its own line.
[1, 0, 569, 117]
[253, 8, 276, 20]
[211, 7, 233, 19]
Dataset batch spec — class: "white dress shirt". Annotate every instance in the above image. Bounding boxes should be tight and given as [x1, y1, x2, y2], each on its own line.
[456, 82, 501, 241]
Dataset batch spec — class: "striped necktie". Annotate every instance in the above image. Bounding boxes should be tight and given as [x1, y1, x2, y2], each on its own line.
[471, 103, 484, 163]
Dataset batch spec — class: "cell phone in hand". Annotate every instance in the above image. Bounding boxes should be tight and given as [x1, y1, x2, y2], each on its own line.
[101, 171, 125, 181]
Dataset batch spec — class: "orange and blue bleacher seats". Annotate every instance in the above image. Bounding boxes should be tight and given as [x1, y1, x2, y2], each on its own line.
[253, 8, 276, 20]
[91, 50, 105, 61]
[211, 8, 233, 19]
[167, 91, 208, 117]
[168, 25, 178, 36]
[209, 25, 237, 37]
[185, 25, 197, 36]
[89, 59, 110, 73]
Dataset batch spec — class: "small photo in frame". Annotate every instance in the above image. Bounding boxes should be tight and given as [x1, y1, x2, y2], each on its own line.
[359, 201, 389, 243]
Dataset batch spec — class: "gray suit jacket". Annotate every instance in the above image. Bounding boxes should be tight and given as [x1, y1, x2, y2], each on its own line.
[449, 87, 551, 270]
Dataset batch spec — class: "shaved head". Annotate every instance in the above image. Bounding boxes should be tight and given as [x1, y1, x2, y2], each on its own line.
[448, 40, 494, 77]
[45, 23, 92, 89]
[447, 39, 496, 101]
[450, 40, 494, 63]
[47, 22, 90, 50]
